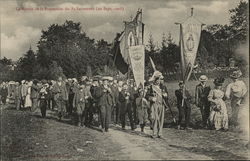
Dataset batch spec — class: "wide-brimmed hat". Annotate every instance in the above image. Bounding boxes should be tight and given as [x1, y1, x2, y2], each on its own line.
[149, 70, 164, 82]
[102, 76, 113, 81]
[199, 75, 208, 82]
[178, 81, 184, 85]
[230, 70, 242, 79]
[214, 77, 225, 86]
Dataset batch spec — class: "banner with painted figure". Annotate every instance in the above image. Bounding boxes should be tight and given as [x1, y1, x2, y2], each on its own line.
[180, 15, 202, 82]
[129, 45, 145, 88]
[119, 10, 144, 65]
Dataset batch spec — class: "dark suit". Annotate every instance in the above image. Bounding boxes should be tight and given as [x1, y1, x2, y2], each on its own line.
[98, 85, 113, 131]
[195, 83, 211, 126]
[73, 88, 86, 126]
[175, 88, 192, 128]
[111, 85, 119, 123]
[119, 89, 135, 130]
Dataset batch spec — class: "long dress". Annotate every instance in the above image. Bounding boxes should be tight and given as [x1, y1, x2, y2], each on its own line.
[208, 89, 228, 130]
[25, 87, 32, 108]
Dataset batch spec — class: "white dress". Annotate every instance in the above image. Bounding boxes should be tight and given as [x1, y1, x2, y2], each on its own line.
[25, 87, 32, 108]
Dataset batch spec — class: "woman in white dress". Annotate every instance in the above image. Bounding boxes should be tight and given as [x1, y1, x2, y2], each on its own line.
[25, 81, 33, 110]
[208, 77, 228, 131]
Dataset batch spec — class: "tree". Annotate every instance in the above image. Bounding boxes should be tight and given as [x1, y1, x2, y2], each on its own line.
[161, 33, 180, 75]
[16, 47, 37, 80]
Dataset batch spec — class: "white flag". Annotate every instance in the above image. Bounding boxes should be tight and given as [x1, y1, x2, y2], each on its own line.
[129, 45, 145, 88]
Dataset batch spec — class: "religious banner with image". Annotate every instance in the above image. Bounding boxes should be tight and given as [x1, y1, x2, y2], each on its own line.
[180, 15, 202, 82]
[129, 45, 145, 88]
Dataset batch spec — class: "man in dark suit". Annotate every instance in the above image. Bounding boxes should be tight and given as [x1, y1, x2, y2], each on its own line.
[119, 83, 135, 130]
[195, 75, 211, 128]
[98, 77, 114, 132]
[53, 77, 68, 121]
[175, 81, 192, 130]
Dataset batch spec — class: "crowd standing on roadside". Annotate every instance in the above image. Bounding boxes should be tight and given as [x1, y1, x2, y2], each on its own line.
[0, 69, 248, 137]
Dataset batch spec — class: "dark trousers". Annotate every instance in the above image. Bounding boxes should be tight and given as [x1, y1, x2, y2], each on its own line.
[40, 99, 47, 117]
[120, 103, 135, 129]
[1, 95, 7, 104]
[21, 96, 25, 108]
[199, 102, 210, 126]
[99, 105, 111, 131]
[68, 94, 74, 114]
[85, 101, 94, 126]
[15, 98, 21, 110]
[115, 103, 121, 124]
[177, 103, 191, 127]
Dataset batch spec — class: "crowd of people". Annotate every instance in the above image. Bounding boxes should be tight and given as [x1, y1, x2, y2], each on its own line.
[0, 69, 248, 138]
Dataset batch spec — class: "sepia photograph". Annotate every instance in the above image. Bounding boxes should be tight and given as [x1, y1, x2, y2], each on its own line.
[0, 0, 249, 160]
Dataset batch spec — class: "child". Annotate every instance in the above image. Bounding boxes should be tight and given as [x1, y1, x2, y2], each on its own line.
[136, 88, 149, 133]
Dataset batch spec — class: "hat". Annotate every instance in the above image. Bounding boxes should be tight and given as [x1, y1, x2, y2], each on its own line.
[102, 76, 110, 81]
[81, 76, 88, 81]
[179, 81, 184, 85]
[149, 71, 164, 82]
[199, 75, 208, 82]
[41, 79, 47, 84]
[230, 70, 242, 79]
[72, 78, 78, 82]
[214, 77, 225, 86]
[107, 76, 114, 81]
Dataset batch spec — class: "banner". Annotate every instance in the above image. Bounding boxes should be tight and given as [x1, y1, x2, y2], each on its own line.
[111, 32, 129, 74]
[180, 16, 202, 82]
[129, 45, 145, 88]
[119, 10, 144, 65]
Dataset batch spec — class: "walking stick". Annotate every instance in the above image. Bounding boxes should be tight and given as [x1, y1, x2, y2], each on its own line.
[162, 99, 176, 123]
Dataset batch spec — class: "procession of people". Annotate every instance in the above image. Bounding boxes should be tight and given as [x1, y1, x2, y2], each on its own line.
[0, 69, 248, 138]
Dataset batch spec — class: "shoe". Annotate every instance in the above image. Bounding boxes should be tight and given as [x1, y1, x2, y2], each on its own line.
[157, 135, 164, 139]
[151, 135, 157, 139]
[101, 128, 105, 133]
[177, 125, 181, 130]
[185, 127, 193, 130]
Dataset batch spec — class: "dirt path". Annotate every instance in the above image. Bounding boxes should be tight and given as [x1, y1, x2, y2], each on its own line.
[1, 105, 249, 160]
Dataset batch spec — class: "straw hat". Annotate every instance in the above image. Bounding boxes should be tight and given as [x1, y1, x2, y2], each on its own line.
[199, 75, 208, 82]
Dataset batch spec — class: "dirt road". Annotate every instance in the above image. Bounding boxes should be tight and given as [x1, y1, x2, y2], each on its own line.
[1, 105, 249, 160]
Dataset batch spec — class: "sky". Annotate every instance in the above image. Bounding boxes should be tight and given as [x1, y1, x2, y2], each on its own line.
[0, 0, 242, 60]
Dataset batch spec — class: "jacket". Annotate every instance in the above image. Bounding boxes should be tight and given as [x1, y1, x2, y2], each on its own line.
[195, 83, 211, 107]
[52, 81, 68, 101]
[30, 84, 40, 99]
